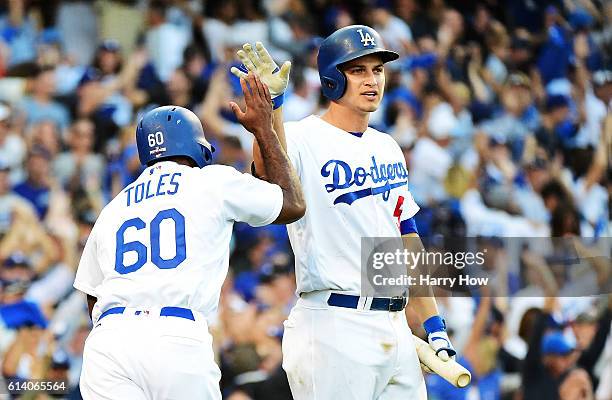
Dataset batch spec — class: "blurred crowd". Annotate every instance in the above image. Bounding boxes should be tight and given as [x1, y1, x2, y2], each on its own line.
[0, 0, 609, 399]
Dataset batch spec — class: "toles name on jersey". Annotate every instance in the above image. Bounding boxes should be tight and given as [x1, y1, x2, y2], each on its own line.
[124, 171, 182, 207]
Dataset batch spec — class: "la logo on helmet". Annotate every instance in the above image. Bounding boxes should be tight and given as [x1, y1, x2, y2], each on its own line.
[357, 29, 375, 47]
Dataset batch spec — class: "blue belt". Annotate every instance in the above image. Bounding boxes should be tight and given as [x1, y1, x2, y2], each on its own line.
[327, 293, 407, 312]
[98, 306, 195, 322]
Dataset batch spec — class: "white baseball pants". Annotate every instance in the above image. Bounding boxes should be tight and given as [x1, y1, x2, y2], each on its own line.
[80, 308, 221, 400]
[282, 291, 427, 400]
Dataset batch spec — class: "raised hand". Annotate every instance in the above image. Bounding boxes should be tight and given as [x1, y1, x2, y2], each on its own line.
[229, 72, 274, 137]
[230, 42, 291, 99]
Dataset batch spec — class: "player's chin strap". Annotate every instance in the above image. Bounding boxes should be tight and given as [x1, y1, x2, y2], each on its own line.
[423, 315, 457, 361]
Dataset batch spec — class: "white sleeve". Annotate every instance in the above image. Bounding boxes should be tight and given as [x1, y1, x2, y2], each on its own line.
[388, 137, 420, 226]
[401, 189, 420, 221]
[220, 167, 284, 227]
[73, 224, 104, 297]
[398, 182, 420, 235]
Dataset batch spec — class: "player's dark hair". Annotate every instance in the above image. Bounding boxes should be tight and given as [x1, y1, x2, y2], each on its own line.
[148, 156, 197, 168]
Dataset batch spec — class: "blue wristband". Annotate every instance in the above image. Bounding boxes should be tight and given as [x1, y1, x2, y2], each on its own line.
[400, 217, 418, 235]
[423, 315, 446, 335]
[272, 93, 284, 110]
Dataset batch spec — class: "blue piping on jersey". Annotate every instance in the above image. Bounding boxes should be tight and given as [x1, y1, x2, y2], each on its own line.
[333, 180, 407, 205]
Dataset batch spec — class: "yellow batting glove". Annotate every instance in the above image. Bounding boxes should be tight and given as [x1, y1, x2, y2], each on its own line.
[231, 42, 291, 104]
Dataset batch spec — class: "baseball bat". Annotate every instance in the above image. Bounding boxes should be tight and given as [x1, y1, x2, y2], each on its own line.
[412, 334, 471, 388]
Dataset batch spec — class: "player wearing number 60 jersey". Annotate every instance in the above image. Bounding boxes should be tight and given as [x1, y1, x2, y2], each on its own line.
[73, 73, 304, 400]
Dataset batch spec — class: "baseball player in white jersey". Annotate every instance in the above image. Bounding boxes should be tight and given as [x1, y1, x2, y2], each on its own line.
[232, 25, 458, 399]
[73, 73, 305, 399]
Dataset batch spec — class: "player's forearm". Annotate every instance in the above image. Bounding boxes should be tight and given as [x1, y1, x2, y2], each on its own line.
[402, 234, 441, 323]
[253, 141, 266, 177]
[253, 107, 286, 178]
[253, 127, 305, 223]
[272, 107, 287, 149]
[407, 296, 440, 325]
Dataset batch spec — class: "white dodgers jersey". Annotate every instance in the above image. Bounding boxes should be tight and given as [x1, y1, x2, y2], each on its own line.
[74, 161, 283, 322]
[285, 116, 419, 294]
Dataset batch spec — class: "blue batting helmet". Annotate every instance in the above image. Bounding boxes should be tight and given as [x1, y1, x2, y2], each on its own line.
[317, 25, 399, 101]
[136, 106, 214, 168]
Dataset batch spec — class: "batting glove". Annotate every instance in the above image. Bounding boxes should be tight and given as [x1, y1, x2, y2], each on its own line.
[231, 42, 291, 109]
[423, 315, 456, 362]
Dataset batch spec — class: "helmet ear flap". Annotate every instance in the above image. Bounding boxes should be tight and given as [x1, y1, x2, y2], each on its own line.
[322, 76, 336, 90]
[201, 144, 214, 167]
[335, 68, 347, 99]
[321, 68, 347, 101]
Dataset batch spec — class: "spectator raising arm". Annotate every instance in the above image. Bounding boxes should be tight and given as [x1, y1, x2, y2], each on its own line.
[78, 48, 148, 118]
[201, 68, 232, 138]
[462, 289, 495, 377]
[576, 297, 612, 381]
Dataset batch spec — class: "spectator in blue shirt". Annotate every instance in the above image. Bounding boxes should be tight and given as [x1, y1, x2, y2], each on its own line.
[537, 7, 573, 85]
[17, 65, 70, 133]
[0, 0, 37, 66]
[77, 40, 135, 151]
[13, 146, 53, 219]
[478, 73, 538, 162]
